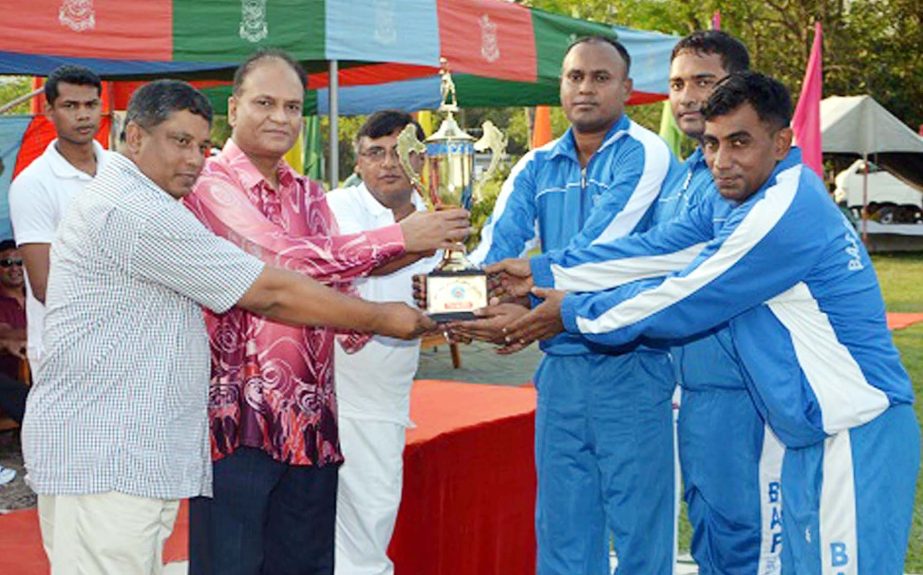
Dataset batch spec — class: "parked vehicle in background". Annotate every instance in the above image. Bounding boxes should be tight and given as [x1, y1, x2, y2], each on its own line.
[834, 160, 923, 224]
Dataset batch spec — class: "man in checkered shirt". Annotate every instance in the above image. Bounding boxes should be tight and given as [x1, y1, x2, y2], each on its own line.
[21, 79, 435, 575]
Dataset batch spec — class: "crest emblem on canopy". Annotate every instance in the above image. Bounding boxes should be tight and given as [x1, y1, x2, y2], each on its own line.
[240, 0, 269, 43]
[59, 0, 96, 32]
[373, 0, 397, 45]
[479, 14, 499, 63]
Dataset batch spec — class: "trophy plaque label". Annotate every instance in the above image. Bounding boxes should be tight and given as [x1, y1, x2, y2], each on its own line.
[426, 270, 488, 322]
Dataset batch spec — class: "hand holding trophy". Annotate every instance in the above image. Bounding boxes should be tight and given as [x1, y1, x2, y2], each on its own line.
[398, 60, 508, 321]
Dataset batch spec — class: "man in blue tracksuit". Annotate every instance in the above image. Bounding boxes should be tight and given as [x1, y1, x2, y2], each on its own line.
[652, 33, 785, 575]
[465, 37, 681, 574]
[486, 32, 784, 575]
[506, 72, 919, 574]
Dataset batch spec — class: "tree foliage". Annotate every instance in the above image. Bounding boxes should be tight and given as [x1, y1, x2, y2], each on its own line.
[522, 0, 923, 130]
[0, 77, 34, 115]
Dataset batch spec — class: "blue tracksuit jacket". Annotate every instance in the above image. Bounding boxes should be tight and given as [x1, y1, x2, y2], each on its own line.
[539, 148, 912, 448]
[470, 114, 681, 354]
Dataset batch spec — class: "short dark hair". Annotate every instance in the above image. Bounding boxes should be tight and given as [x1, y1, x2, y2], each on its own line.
[126, 80, 213, 130]
[356, 110, 424, 146]
[563, 36, 631, 77]
[233, 49, 307, 96]
[703, 72, 792, 130]
[0, 239, 16, 252]
[45, 65, 102, 105]
[671, 30, 750, 74]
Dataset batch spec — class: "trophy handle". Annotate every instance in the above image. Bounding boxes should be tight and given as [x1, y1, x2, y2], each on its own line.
[396, 124, 427, 198]
[473, 120, 508, 200]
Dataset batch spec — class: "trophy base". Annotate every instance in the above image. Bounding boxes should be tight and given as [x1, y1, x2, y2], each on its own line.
[425, 269, 488, 322]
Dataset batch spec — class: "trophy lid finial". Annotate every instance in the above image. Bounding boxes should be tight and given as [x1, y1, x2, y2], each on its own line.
[438, 58, 459, 114]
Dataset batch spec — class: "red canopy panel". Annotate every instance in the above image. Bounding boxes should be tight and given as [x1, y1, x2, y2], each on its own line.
[307, 63, 440, 90]
[437, 0, 537, 83]
[0, 0, 173, 61]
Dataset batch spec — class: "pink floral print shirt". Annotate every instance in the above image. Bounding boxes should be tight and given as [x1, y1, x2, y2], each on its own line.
[185, 139, 406, 465]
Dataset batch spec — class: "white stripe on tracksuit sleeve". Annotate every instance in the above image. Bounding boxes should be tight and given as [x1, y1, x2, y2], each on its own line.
[531, 199, 715, 292]
[558, 160, 902, 443]
[560, 165, 811, 346]
[471, 121, 676, 268]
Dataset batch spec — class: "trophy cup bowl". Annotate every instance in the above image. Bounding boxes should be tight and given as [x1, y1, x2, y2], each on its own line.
[397, 76, 507, 321]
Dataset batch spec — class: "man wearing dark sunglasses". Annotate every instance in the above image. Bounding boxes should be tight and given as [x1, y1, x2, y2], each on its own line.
[0, 238, 27, 485]
[0, 239, 27, 399]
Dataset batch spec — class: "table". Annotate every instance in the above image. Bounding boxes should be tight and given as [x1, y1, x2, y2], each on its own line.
[390, 380, 537, 575]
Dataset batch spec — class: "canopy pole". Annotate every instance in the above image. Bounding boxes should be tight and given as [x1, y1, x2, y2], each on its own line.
[328, 59, 339, 191]
[0, 87, 43, 115]
[861, 152, 869, 244]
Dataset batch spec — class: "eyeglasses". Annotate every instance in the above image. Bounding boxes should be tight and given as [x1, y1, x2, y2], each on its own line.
[0, 259, 22, 268]
[358, 146, 400, 163]
[359, 146, 420, 163]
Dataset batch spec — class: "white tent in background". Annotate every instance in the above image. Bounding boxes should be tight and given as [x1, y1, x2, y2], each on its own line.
[820, 95, 923, 241]
[822, 96, 923, 158]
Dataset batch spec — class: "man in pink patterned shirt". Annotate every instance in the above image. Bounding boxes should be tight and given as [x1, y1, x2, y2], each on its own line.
[184, 50, 469, 575]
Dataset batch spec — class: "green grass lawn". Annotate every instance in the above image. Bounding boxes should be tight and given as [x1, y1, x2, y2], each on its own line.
[872, 253, 923, 313]
[897, 324, 923, 572]
[874, 253, 923, 572]
[674, 252, 923, 570]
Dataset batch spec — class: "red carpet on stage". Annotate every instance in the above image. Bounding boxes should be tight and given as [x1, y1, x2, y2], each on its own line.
[0, 507, 48, 575]
[0, 380, 537, 575]
[887, 312, 923, 331]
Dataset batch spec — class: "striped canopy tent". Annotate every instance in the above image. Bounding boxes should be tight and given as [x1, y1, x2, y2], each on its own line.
[0, 0, 679, 203]
[0, 0, 679, 113]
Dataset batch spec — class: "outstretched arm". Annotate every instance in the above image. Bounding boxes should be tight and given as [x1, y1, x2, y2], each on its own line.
[468, 153, 540, 266]
[188, 172, 466, 285]
[238, 266, 435, 340]
[482, 195, 719, 301]
[530, 197, 719, 292]
[506, 170, 821, 349]
[566, 178, 819, 348]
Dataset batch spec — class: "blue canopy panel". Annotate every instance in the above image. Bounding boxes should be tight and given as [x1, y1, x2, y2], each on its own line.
[324, 0, 440, 66]
[0, 116, 35, 239]
[611, 25, 679, 97]
[0, 52, 237, 79]
[317, 76, 442, 116]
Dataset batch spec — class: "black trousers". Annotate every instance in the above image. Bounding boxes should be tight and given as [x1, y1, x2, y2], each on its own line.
[0, 372, 27, 423]
[189, 447, 339, 575]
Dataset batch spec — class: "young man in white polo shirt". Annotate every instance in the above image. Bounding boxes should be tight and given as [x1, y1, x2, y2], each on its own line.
[8, 64, 112, 369]
[327, 111, 439, 575]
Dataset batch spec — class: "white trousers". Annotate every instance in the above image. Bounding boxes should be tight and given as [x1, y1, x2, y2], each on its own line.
[38, 491, 179, 575]
[335, 416, 406, 575]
